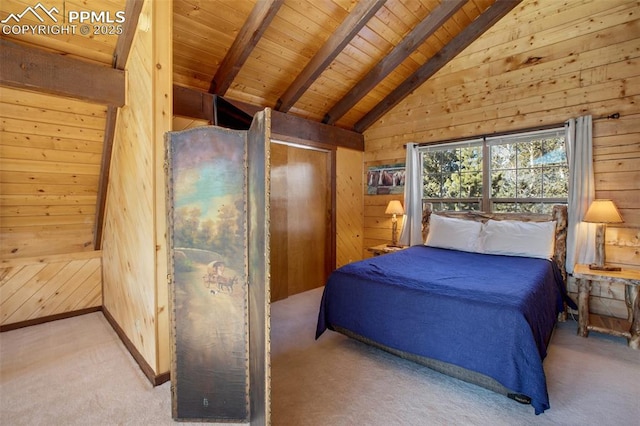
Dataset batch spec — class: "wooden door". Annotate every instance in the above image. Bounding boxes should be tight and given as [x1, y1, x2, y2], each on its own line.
[270, 142, 331, 302]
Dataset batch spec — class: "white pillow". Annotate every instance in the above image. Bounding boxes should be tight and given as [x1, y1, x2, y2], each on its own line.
[480, 219, 556, 259]
[425, 214, 483, 253]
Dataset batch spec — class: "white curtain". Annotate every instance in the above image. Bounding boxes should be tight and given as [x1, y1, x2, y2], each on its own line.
[399, 143, 423, 246]
[565, 115, 596, 273]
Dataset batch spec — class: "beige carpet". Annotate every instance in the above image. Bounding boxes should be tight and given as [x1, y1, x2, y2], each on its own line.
[2, 286, 639, 425]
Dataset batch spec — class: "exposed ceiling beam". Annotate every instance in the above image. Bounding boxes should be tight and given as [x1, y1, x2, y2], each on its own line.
[95, 0, 146, 249]
[275, 0, 386, 113]
[112, 0, 145, 69]
[0, 39, 125, 107]
[270, 110, 363, 151]
[209, 0, 284, 95]
[174, 84, 214, 121]
[354, 0, 523, 133]
[174, 85, 363, 151]
[94, 107, 118, 249]
[323, 0, 466, 125]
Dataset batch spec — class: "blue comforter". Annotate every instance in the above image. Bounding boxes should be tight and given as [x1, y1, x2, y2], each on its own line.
[316, 246, 571, 414]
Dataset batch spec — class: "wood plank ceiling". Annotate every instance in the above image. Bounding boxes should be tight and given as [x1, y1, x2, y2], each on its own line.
[174, 0, 518, 131]
[0, 0, 520, 258]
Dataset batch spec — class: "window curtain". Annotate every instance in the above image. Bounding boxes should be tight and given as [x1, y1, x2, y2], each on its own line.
[399, 143, 423, 246]
[565, 115, 596, 274]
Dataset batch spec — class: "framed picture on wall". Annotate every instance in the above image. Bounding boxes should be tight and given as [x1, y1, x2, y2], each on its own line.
[367, 163, 405, 195]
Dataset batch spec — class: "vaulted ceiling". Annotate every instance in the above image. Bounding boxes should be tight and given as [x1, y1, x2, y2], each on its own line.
[1, 0, 523, 132]
[173, 0, 520, 132]
[0, 0, 522, 258]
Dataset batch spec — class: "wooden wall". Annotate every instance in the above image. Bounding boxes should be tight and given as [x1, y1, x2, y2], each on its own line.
[0, 251, 101, 328]
[0, 88, 105, 258]
[363, 0, 640, 318]
[172, 116, 209, 131]
[336, 147, 364, 266]
[101, 0, 172, 379]
[0, 80, 106, 329]
[363, 193, 406, 252]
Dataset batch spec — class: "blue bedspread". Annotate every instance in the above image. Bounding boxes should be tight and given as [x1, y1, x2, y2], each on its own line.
[316, 246, 571, 414]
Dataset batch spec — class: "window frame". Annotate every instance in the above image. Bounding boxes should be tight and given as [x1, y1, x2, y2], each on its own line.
[418, 127, 567, 213]
[420, 138, 484, 211]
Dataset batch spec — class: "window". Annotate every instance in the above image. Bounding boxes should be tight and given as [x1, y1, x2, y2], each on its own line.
[419, 128, 567, 213]
[421, 139, 484, 211]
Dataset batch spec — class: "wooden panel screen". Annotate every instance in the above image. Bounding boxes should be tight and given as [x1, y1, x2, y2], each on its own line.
[247, 110, 271, 426]
[166, 110, 270, 423]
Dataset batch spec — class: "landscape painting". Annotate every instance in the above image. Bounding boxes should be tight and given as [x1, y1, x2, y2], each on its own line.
[166, 126, 249, 422]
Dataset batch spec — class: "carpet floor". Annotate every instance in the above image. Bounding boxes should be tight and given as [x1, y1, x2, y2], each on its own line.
[1, 286, 639, 425]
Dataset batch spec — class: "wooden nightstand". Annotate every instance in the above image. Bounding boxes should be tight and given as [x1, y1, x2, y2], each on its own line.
[367, 244, 407, 256]
[573, 264, 640, 349]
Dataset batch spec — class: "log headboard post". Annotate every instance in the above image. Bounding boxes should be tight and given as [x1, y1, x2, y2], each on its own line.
[551, 204, 568, 284]
[421, 202, 433, 243]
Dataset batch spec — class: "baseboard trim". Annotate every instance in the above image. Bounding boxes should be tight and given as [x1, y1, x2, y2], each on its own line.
[155, 371, 171, 386]
[0, 307, 102, 332]
[102, 307, 170, 386]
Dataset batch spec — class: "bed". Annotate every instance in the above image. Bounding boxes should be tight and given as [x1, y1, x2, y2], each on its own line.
[316, 205, 576, 415]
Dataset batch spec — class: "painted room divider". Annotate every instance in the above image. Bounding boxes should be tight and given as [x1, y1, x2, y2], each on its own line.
[165, 110, 271, 424]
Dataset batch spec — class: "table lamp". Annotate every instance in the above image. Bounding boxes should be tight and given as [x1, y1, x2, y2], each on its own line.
[385, 200, 404, 247]
[583, 199, 623, 271]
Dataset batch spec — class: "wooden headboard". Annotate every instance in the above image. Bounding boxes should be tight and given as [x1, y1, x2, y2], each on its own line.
[421, 203, 568, 284]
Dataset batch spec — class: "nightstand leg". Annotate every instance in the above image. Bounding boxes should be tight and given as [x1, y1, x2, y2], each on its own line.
[577, 278, 591, 337]
[628, 285, 639, 349]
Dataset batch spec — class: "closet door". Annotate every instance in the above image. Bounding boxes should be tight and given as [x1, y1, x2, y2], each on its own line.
[270, 143, 289, 302]
[270, 142, 331, 301]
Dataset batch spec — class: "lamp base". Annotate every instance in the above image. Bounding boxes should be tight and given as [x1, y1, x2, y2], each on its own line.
[386, 243, 403, 248]
[589, 263, 621, 272]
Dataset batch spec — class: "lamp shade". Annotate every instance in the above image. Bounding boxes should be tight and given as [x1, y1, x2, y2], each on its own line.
[583, 199, 623, 223]
[385, 200, 404, 215]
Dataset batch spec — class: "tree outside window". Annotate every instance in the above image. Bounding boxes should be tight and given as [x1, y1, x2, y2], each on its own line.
[420, 129, 567, 213]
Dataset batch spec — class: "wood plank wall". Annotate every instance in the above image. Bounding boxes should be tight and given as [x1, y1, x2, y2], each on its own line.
[362, 0, 640, 318]
[172, 116, 210, 131]
[336, 147, 364, 266]
[152, 0, 173, 381]
[0, 82, 106, 329]
[101, 0, 172, 378]
[0, 87, 105, 258]
[0, 251, 101, 328]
